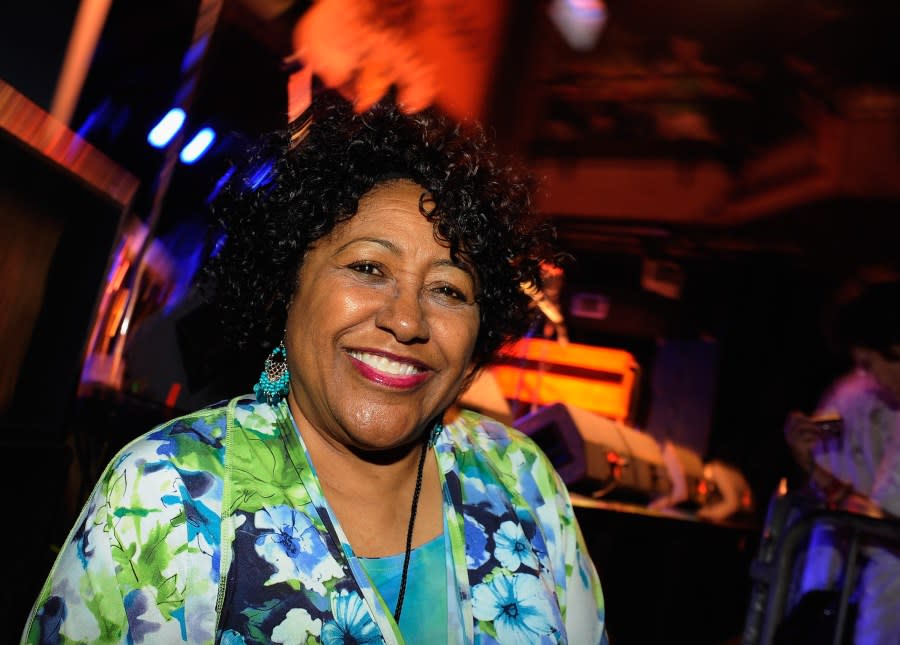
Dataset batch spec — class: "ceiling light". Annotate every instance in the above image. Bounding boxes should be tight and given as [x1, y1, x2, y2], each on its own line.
[147, 107, 185, 148]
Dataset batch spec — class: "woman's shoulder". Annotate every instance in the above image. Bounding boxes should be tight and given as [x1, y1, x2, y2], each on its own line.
[447, 408, 536, 449]
[819, 370, 885, 414]
[444, 408, 560, 479]
[443, 409, 575, 530]
[103, 397, 237, 476]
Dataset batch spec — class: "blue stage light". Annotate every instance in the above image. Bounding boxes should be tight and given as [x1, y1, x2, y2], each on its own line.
[179, 127, 216, 164]
[147, 108, 186, 148]
[245, 159, 275, 190]
[206, 165, 236, 204]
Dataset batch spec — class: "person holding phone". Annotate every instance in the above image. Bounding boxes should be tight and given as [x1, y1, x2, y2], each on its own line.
[784, 279, 900, 645]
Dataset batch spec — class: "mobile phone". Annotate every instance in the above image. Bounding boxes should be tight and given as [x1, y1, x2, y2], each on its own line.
[811, 414, 843, 438]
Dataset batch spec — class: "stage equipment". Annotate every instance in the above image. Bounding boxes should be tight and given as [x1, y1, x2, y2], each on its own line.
[648, 439, 707, 510]
[521, 261, 568, 344]
[491, 338, 639, 422]
[515, 401, 754, 520]
[696, 460, 755, 521]
[456, 369, 514, 426]
[515, 402, 671, 499]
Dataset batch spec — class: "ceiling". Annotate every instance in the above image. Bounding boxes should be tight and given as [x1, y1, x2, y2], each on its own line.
[4, 0, 900, 273]
[490, 1, 900, 269]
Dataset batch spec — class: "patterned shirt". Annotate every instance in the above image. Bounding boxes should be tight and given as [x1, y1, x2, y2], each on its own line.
[23, 395, 608, 644]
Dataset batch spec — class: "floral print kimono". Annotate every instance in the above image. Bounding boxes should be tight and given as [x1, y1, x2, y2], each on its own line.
[24, 395, 608, 644]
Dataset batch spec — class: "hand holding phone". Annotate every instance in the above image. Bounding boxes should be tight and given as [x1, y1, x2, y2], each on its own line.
[810, 412, 843, 439]
[784, 411, 842, 472]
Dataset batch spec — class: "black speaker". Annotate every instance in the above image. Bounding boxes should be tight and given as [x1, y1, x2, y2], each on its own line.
[644, 338, 719, 457]
[515, 402, 588, 485]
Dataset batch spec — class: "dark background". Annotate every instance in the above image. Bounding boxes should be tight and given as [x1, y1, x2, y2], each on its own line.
[3, 1, 900, 643]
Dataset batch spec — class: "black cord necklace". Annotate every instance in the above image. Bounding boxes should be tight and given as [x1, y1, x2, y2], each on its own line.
[394, 434, 429, 623]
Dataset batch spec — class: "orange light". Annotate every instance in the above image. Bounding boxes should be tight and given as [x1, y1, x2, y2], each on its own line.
[104, 289, 128, 339]
[491, 338, 639, 421]
[606, 450, 619, 463]
[109, 257, 131, 292]
[777, 477, 788, 496]
[165, 382, 182, 408]
[697, 480, 708, 496]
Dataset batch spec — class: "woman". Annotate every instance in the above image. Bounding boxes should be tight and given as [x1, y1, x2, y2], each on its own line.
[23, 92, 608, 644]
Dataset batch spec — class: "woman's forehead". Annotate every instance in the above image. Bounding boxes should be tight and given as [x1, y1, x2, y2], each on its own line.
[316, 183, 438, 252]
[360, 178, 430, 206]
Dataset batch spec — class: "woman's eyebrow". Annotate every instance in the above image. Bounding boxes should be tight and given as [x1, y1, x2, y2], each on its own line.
[332, 236, 398, 255]
[433, 257, 475, 278]
[332, 238, 476, 283]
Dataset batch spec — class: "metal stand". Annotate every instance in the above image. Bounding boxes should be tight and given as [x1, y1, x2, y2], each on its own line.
[742, 490, 900, 644]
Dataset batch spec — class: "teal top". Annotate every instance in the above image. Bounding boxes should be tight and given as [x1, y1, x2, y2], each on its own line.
[359, 533, 448, 644]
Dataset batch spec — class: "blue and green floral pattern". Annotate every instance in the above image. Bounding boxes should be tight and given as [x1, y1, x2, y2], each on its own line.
[23, 395, 607, 644]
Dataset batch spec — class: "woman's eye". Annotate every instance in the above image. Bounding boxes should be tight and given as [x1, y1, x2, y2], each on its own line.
[434, 284, 468, 302]
[349, 262, 382, 276]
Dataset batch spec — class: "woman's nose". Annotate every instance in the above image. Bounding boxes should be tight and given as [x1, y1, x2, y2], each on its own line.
[375, 282, 430, 342]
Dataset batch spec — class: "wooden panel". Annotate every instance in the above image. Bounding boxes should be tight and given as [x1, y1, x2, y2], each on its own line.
[0, 81, 135, 436]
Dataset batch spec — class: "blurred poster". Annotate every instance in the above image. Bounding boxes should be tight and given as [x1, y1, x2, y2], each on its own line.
[292, 0, 510, 120]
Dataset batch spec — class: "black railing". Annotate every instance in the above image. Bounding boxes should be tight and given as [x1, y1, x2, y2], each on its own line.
[743, 490, 900, 645]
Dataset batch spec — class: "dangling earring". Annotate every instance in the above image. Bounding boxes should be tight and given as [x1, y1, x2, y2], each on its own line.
[430, 421, 443, 446]
[254, 340, 290, 405]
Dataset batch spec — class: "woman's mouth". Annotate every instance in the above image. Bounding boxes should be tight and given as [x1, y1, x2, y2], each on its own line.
[346, 350, 431, 388]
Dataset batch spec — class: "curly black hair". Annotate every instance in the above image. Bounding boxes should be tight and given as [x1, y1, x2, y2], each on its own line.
[831, 280, 900, 360]
[202, 91, 560, 373]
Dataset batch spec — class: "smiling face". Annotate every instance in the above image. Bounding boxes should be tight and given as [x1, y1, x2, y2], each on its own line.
[284, 179, 480, 451]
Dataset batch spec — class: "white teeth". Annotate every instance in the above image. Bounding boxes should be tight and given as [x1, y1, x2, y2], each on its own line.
[349, 351, 422, 376]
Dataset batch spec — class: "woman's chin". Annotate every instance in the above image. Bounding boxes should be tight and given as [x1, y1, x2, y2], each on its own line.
[345, 433, 428, 463]
[335, 401, 442, 451]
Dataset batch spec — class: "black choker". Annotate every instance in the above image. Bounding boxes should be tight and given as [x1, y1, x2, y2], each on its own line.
[394, 434, 429, 622]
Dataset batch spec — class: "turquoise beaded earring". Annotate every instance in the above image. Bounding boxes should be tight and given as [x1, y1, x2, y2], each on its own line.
[254, 340, 290, 405]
